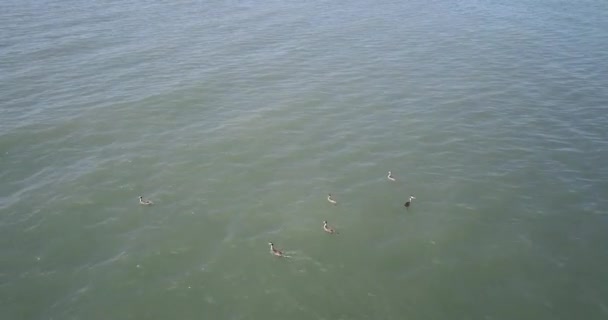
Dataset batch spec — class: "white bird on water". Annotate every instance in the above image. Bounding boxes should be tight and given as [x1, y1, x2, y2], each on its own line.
[138, 196, 153, 205]
[387, 171, 396, 181]
[327, 193, 337, 205]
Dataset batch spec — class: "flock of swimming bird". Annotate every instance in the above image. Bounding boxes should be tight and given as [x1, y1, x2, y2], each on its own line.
[137, 171, 416, 258]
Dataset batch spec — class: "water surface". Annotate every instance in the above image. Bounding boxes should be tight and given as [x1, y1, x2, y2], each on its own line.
[1, 0, 608, 319]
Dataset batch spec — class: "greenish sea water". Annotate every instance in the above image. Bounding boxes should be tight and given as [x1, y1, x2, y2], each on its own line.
[1, 0, 608, 319]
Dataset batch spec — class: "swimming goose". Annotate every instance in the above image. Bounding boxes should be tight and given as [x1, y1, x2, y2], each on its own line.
[327, 193, 337, 205]
[404, 195, 415, 208]
[323, 220, 337, 234]
[387, 171, 396, 181]
[268, 242, 284, 257]
[139, 196, 153, 205]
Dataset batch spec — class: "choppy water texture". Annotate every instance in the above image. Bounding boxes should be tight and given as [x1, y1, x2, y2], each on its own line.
[1, 0, 608, 319]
